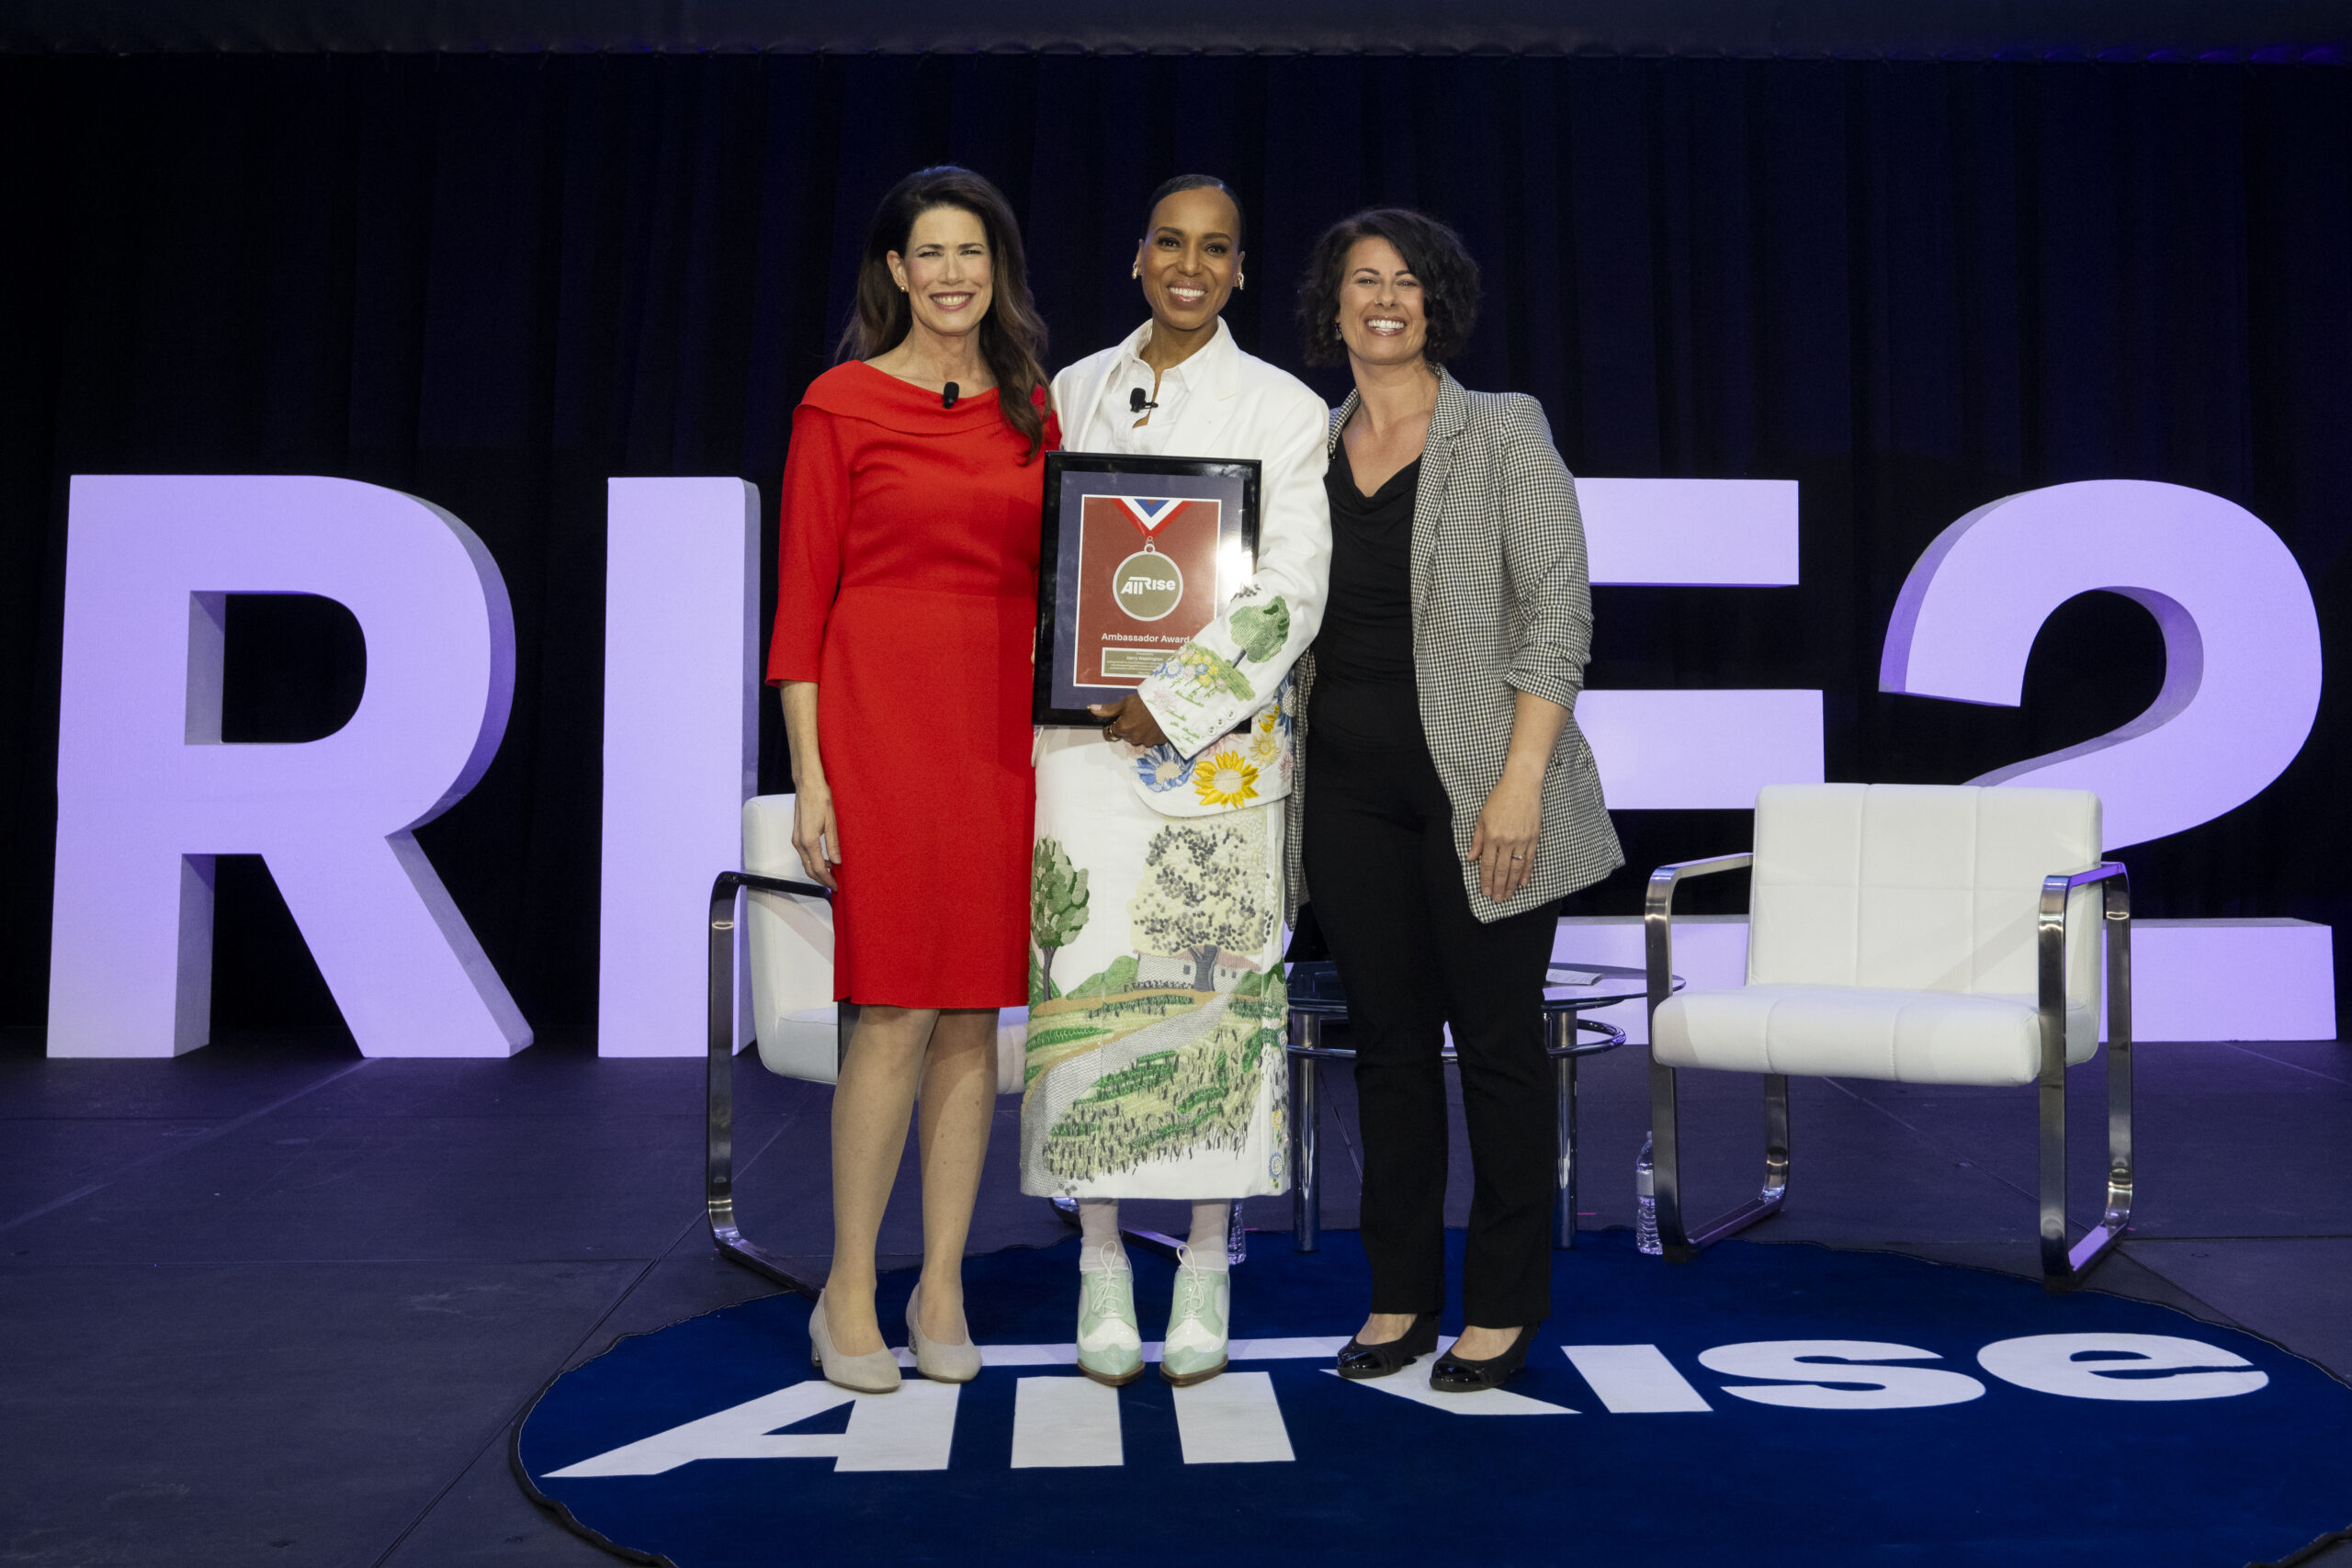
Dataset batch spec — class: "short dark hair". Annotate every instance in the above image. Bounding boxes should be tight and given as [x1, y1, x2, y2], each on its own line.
[1296, 208, 1480, 367]
[1144, 175, 1245, 251]
[837, 165, 1050, 459]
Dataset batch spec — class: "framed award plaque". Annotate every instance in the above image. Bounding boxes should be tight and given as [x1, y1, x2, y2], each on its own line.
[1033, 452, 1261, 726]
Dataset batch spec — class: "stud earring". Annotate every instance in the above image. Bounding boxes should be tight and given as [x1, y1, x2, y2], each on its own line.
[1131, 263, 1140, 278]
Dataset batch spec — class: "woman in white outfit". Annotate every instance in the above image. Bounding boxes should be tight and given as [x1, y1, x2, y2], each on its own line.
[1021, 175, 1332, 1387]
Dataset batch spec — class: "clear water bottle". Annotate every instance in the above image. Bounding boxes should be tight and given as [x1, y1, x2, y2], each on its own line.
[1635, 1134, 1661, 1256]
[1227, 1198, 1248, 1266]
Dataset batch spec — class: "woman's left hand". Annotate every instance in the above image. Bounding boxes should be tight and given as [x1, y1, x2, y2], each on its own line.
[1089, 694, 1169, 749]
[1468, 766, 1544, 902]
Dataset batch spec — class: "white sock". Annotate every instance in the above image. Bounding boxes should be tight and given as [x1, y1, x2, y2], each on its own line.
[1079, 1198, 1127, 1272]
[1185, 1200, 1231, 1270]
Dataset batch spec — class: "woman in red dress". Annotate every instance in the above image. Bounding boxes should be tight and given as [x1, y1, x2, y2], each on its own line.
[768, 166, 1057, 1393]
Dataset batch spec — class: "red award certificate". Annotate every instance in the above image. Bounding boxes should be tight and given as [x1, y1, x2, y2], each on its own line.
[1069, 495, 1222, 686]
[1034, 453, 1261, 725]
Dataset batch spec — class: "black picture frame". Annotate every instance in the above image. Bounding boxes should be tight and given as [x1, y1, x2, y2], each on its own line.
[1032, 451, 1261, 727]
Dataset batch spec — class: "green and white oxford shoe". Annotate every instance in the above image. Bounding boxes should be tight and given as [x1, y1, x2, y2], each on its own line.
[1160, 1249, 1230, 1386]
[1076, 1265, 1145, 1387]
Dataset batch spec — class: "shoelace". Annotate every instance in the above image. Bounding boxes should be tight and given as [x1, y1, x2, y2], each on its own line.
[1171, 1247, 1213, 1326]
[1082, 1268, 1131, 1319]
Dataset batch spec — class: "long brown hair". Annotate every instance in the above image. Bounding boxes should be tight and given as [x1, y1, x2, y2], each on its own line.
[837, 166, 1050, 460]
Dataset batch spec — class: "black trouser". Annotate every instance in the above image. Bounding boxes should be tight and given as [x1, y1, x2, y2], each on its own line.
[1303, 731, 1559, 1326]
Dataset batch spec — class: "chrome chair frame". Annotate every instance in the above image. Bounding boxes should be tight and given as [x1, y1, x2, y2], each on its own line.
[1643, 853, 2133, 1292]
[1643, 854, 1781, 1263]
[2035, 863, 2135, 1288]
[705, 868, 833, 1299]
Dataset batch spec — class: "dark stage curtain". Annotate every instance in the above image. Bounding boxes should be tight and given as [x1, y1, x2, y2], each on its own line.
[3, 53, 2347, 1036]
[8, 0, 2349, 60]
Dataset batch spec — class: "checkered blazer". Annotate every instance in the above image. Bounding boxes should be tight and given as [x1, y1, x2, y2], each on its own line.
[1283, 370, 1623, 925]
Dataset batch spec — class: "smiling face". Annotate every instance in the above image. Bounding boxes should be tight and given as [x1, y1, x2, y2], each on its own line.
[888, 204, 994, 342]
[1135, 185, 1243, 340]
[1334, 235, 1429, 369]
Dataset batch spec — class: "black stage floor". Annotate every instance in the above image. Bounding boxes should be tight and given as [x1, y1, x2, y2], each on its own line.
[2, 1025, 2347, 1566]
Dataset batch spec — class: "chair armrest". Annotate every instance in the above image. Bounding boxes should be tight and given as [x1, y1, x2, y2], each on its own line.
[706, 869, 837, 1081]
[2035, 861, 2132, 1067]
[1645, 853, 1754, 909]
[719, 870, 832, 903]
[707, 871, 831, 983]
[1644, 853, 1751, 1017]
[2039, 860, 2129, 902]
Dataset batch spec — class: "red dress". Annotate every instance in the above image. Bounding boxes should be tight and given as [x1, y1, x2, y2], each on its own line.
[768, 361, 1057, 1008]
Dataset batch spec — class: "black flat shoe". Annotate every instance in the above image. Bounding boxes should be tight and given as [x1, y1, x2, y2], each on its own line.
[1335, 1313, 1441, 1380]
[1429, 1324, 1540, 1392]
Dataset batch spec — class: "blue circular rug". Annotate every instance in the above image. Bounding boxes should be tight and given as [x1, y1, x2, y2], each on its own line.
[514, 1232, 2351, 1567]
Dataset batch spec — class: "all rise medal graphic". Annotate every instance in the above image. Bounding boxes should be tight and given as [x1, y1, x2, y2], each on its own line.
[1076, 495, 1220, 682]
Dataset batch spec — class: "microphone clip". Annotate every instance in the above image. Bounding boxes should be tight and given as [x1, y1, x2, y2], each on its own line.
[942, 382, 960, 410]
[1128, 387, 1159, 414]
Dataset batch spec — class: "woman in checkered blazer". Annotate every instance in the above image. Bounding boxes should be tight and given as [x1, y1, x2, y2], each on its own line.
[1287, 208, 1623, 1393]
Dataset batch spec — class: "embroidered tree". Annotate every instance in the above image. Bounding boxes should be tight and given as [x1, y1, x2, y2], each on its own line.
[1127, 818, 1275, 986]
[1032, 839, 1091, 993]
[1231, 596, 1291, 665]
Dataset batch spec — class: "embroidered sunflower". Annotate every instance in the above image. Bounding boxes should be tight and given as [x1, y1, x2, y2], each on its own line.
[1193, 749, 1261, 807]
[1247, 728, 1280, 765]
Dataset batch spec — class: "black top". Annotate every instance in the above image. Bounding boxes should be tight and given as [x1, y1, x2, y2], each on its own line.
[1310, 449, 1424, 750]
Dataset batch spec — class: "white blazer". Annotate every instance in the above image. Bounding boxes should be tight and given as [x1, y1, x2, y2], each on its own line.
[1051, 320, 1333, 817]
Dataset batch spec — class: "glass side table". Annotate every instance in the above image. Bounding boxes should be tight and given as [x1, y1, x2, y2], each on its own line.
[1284, 960, 1681, 1251]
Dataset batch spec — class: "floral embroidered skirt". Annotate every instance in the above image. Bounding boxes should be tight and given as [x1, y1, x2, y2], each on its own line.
[1020, 726, 1291, 1200]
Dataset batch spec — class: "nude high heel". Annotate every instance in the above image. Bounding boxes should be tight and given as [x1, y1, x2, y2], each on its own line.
[906, 1282, 982, 1383]
[809, 1289, 900, 1394]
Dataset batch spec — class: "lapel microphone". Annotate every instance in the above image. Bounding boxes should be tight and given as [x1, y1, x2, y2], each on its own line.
[942, 382, 959, 410]
[1129, 387, 1159, 414]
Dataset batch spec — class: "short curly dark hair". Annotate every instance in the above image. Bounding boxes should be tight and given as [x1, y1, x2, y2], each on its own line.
[1297, 208, 1481, 367]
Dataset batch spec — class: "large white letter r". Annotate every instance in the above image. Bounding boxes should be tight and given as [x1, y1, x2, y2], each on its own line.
[47, 475, 532, 1057]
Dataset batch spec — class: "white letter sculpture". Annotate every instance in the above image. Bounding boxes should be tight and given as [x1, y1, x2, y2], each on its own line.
[596, 479, 760, 1056]
[1881, 479, 2322, 851]
[48, 475, 531, 1057]
[1575, 479, 1825, 807]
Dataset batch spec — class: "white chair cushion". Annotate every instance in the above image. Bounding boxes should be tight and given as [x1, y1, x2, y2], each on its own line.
[753, 1005, 1029, 1095]
[741, 795, 1026, 1093]
[1653, 984, 2098, 1087]
[756, 1007, 842, 1085]
[742, 796, 837, 1080]
[1747, 784, 2103, 1010]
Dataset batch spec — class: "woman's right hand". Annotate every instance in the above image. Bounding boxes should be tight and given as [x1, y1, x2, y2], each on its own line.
[792, 784, 842, 890]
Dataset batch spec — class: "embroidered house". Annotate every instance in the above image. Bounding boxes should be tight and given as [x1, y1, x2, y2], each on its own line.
[1134, 953, 1202, 990]
[1132, 952, 1261, 994]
